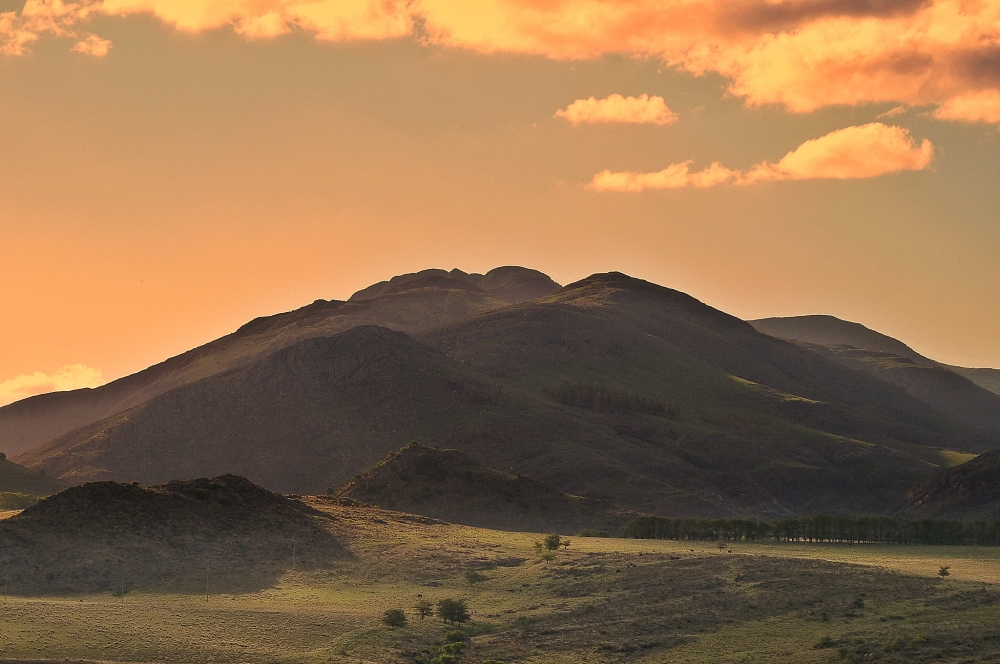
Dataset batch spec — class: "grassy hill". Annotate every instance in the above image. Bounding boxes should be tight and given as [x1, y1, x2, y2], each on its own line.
[0, 267, 556, 456]
[751, 315, 1000, 397]
[337, 443, 640, 533]
[902, 449, 1000, 520]
[0, 474, 343, 594]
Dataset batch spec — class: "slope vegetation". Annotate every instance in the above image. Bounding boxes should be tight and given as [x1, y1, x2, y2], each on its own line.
[0, 474, 343, 594]
[0, 455, 67, 495]
[0, 267, 557, 456]
[337, 443, 639, 533]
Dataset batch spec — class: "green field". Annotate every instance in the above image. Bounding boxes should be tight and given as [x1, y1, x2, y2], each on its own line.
[1, 501, 1000, 663]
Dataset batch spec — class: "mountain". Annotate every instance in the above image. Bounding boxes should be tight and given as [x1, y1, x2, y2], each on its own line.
[0, 266, 559, 457]
[0, 455, 67, 495]
[0, 474, 343, 594]
[12, 271, 997, 518]
[751, 315, 1000, 396]
[349, 266, 561, 303]
[901, 450, 1000, 520]
[337, 443, 640, 533]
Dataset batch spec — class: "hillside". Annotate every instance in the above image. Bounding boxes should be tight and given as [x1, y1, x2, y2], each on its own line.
[337, 443, 640, 533]
[0, 454, 67, 495]
[0, 266, 557, 456]
[902, 449, 1000, 520]
[13, 271, 998, 519]
[796, 344, 1000, 430]
[0, 474, 343, 594]
[751, 315, 1000, 396]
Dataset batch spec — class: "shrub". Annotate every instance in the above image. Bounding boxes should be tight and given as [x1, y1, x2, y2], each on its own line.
[445, 630, 467, 643]
[815, 635, 834, 649]
[464, 570, 488, 584]
[437, 598, 470, 624]
[578, 530, 609, 538]
[939, 566, 951, 576]
[851, 596, 865, 609]
[382, 608, 407, 628]
[543, 534, 562, 551]
[415, 599, 433, 620]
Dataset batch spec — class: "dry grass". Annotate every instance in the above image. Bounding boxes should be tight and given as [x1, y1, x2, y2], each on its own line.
[0, 501, 998, 663]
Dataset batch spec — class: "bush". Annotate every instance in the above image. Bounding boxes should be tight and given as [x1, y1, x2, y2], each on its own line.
[445, 630, 467, 643]
[437, 598, 470, 624]
[382, 608, 407, 628]
[543, 533, 562, 551]
[415, 599, 433, 620]
[578, 530, 609, 538]
[464, 570, 488, 584]
[815, 635, 834, 649]
[939, 565, 951, 576]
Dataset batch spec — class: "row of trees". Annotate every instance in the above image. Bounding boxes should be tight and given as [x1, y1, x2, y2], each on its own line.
[624, 515, 1000, 546]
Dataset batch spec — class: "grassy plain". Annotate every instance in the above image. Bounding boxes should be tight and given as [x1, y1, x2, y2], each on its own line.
[1, 501, 1000, 663]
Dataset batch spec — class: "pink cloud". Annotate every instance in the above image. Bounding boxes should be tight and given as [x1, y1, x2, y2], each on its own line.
[3, 0, 1000, 125]
[589, 122, 933, 191]
[555, 94, 679, 126]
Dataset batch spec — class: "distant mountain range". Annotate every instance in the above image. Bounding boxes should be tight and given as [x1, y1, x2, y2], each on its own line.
[2, 267, 998, 519]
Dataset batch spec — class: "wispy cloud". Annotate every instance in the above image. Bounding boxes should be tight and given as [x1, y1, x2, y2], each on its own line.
[0, 364, 104, 407]
[70, 32, 110, 55]
[588, 123, 933, 192]
[555, 94, 678, 126]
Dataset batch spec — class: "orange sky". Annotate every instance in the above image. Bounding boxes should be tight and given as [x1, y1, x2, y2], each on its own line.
[1, 0, 999, 403]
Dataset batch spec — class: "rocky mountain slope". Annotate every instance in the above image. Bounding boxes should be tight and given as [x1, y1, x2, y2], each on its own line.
[15, 272, 997, 518]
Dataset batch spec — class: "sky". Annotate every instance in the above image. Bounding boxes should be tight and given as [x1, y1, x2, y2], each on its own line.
[1, 0, 999, 405]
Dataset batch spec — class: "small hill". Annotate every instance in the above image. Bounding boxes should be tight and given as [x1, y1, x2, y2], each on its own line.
[349, 266, 561, 304]
[750, 315, 1000, 397]
[0, 474, 343, 594]
[0, 455, 67, 495]
[337, 443, 640, 533]
[0, 267, 557, 456]
[902, 450, 1000, 520]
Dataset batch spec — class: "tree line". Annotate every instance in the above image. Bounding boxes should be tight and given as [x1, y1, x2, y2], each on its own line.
[624, 515, 1000, 546]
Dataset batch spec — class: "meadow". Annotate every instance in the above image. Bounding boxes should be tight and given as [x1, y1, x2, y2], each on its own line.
[1, 500, 999, 663]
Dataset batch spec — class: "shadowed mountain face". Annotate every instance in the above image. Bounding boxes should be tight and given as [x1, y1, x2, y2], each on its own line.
[16, 272, 997, 519]
[902, 450, 1000, 520]
[337, 443, 640, 533]
[751, 315, 1000, 397]
[0, 475, 343, 594]
[0, 267, 560, 457]
[749, 316, 1000, 429]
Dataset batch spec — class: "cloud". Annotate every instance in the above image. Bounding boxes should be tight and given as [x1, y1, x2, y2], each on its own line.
[0, 364, 104, 407]
[3, 0, 1000, 125]
[877, 105, 908, 119]
[588, 161, 738, 191]
[70, 32, 110, 55]
[555, 94, 678, 126]
[589, 122, 933, 191]
[932, 90, 1000, 124]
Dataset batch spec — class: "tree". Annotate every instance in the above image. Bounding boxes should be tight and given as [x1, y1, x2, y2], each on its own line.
[382, 608, 407, 628]
[543, 533, 562, 551]
[415, 599, 433, 620]
[437, 598, 470, 625]
[464, 570, 488, 584]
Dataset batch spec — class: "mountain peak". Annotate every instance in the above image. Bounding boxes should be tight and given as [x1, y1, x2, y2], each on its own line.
[349, 266, 561, 303]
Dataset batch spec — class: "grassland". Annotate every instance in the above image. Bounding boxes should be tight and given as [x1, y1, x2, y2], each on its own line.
[1, 501, 1000, 663]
